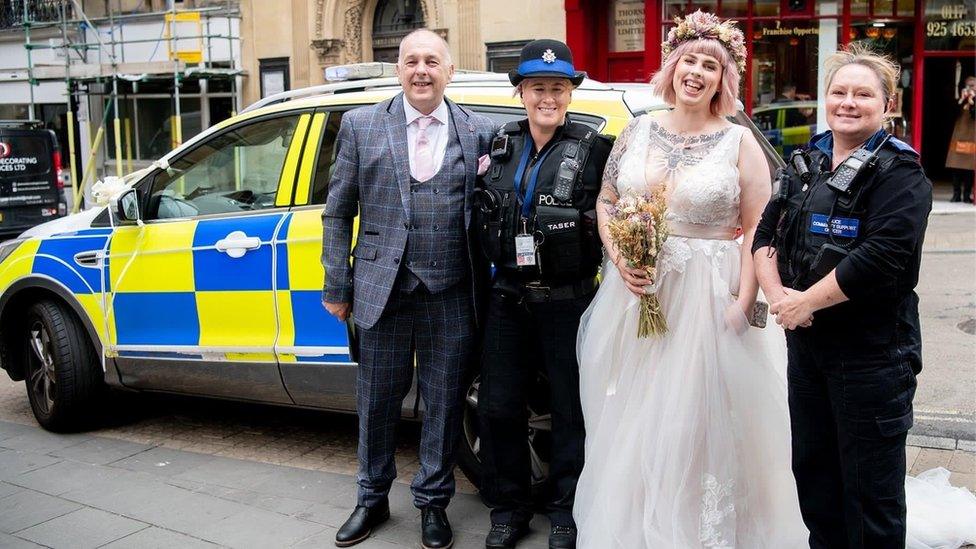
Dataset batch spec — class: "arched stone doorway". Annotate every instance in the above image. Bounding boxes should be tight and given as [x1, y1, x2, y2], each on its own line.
[311, 0, 442, 68]
[371, 0, 425, 62]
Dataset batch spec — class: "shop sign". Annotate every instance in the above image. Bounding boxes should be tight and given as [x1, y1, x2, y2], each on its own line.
[925, 1, 975, 49]
[611, 0, 644, 52]
[761, 21, 819, 38]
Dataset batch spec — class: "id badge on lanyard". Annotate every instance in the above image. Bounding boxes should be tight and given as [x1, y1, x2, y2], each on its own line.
[511, 135, 554, 268]
[515, 218, 536, 266]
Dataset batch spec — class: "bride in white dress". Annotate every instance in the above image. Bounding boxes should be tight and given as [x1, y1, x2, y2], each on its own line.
[573, 14, 808, 548]
[574, 11, 976, 549]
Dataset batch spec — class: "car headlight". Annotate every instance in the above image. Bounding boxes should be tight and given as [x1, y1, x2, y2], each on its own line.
[0, 238, 27, 266]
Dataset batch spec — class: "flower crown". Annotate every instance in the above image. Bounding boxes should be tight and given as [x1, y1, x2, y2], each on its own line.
[662, 10, 747, 74]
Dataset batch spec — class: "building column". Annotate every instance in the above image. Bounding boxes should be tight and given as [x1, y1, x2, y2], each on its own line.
[643, 0, 660, 81]
[291, 0, 311, 89]
[565, 0, 594, 77]
[456, 0, 482, 70]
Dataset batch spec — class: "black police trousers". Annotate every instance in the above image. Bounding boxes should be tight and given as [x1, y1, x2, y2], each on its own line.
[477, 284, 594, 528]
[786, 331, 916, 549]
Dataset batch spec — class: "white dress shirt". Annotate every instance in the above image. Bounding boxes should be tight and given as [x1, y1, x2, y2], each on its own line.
[404, 99, 450, 180]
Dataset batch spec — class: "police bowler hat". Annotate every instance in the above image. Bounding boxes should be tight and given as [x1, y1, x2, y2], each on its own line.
[509, 39, 586, 87]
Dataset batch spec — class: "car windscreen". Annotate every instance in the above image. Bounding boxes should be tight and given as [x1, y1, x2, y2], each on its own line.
[0, 134, 52, 177]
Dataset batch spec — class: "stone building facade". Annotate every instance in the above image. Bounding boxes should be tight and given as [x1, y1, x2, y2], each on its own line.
[239, 0, 564, 106]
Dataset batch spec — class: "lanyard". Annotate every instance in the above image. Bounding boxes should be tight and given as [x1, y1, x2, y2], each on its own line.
[512, 134, 556, 219]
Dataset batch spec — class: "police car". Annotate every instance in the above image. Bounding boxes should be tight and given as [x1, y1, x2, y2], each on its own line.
[750, 100, 818, 158]
[0, 64, 783, 491]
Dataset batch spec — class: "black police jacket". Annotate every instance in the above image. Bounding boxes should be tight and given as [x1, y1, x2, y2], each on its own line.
[474, 117, 613, 284]
[753, 130, 932, 365]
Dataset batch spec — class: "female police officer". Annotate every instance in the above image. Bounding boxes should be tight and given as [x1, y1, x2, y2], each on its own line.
[473, 39, 612, 549]
[753, 44, 932, 548]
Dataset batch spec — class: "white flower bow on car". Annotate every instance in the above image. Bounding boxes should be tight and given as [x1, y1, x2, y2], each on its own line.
[90, 176, 132, 207]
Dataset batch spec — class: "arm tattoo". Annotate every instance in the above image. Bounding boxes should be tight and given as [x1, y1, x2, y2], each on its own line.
[599, 117, 639, 204]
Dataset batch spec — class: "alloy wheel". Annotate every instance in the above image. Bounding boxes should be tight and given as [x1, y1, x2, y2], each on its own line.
[462, 376, 552, 488]
[28, 320, 57, 415]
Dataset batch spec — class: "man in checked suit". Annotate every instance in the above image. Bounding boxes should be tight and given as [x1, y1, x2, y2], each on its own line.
[322, 29, 495, 549]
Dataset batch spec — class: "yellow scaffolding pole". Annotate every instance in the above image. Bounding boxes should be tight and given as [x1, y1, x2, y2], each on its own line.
[112, 116, 123, 176]
[124, 117, 133, 174]
[66, 109, 80, 208]
[74, 124, 105, 213]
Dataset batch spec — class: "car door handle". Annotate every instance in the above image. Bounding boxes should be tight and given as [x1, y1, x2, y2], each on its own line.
[215, 231, 262, 259]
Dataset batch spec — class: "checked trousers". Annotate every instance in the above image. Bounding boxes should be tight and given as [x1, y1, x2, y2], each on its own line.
[355, 272, 474, 509]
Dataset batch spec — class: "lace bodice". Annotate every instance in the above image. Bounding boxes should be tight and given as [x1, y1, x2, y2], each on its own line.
[607, 115, 745, 230]
[601, 115, 748, 294]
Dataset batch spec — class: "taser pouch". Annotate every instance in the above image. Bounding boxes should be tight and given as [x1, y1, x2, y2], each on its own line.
[535, 205, 582, 278]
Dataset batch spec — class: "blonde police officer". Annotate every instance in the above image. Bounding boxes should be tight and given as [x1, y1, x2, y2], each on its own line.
[473, 39, 612, 549]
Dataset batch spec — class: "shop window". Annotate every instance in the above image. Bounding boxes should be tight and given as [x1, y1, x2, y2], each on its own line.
[751, 21, 819, 108]
[719, 0, 749, 17]
[897, 0, 915, 15]
[486, 41, 529, 74]
[753, 0, 779, 16]
[876, 0, 895, 14]
[663, 1, 716, 19]
[923, 1, 975, 52]
[610, 0, 645, 53]
[848, 21, 916, 141]
[814, 1, 841, 16]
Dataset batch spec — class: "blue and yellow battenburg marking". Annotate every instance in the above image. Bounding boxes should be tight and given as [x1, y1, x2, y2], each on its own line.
[1, 214, 352, 366]
[0, 109, 351, 367]
[105, 209, 352, 364]
[1, 229, 115, 346]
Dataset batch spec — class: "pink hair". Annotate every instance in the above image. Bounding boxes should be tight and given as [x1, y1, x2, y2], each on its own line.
[650, 38, 740, 117]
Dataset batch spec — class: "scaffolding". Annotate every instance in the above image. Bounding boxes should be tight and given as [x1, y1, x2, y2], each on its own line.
[13, 0, 243, 211]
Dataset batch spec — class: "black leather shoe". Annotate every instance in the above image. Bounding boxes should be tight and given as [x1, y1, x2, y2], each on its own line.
[485, 522, 530, 549]
[421, 506, 453, 549]
[548, 525, 577, 549]
[334, 500, 390, 547]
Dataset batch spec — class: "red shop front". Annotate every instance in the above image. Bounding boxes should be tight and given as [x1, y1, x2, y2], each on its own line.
[566, 0, 975, 168]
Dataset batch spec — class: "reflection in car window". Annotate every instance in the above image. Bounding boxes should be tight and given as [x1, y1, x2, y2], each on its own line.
[308, 111, 345, 206]
[147, 115, 301, 219]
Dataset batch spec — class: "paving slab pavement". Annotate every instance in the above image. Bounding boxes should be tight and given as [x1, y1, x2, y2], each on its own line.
[0, 192, 971, 547]
[0, 415, 973, 548]
[0, 420, 551, 549]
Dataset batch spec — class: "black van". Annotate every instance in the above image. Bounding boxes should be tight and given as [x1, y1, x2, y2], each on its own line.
[0, 120, 68, 237]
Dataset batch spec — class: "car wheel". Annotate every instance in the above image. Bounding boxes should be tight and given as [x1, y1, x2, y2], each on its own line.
[24, 300, 101, 432]
[457, 373, 552, 496]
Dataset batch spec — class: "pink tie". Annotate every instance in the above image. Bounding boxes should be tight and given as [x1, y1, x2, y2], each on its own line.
[414, 116, 435, 182]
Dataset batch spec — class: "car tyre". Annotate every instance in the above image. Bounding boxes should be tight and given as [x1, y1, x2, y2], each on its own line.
[24, 300, 102, 432]
[457, 373, 552, 498]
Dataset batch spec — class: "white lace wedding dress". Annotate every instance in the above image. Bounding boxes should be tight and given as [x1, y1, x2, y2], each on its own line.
[574, 115, 808, 547]
[573, 114, 976, 548]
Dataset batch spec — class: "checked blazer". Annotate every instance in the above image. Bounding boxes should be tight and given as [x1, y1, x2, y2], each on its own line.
[321, 93, 496, 330]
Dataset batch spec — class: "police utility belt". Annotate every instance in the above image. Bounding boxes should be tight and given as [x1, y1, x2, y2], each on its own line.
[771, 135, 892, 289]
[474, 121, 602, 284]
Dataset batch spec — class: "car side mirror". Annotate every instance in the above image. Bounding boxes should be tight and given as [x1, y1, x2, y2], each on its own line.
[115, 189, 141, 223]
